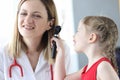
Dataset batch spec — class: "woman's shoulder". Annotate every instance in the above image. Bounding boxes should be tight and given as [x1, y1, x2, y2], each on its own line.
[0, 44, 7, 65]
[0, 43, 8, 56]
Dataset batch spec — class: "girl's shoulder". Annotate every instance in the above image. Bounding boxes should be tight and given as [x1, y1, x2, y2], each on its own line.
[97, 57, 113, 70]
[97, 57, 114, 75]
[97, 61, 119, 80]
[98, 60, 113, 70]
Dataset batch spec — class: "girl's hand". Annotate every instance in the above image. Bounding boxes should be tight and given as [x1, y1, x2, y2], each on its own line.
[51, 37, 66, 80]
[51, 37, 65, 57]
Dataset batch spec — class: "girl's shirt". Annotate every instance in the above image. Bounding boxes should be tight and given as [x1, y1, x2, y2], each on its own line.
[81, 57, 111, 80]
[0, 44, 71, 80]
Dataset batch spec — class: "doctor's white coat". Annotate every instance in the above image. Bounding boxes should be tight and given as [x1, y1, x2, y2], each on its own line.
[0, 44, 71, 80]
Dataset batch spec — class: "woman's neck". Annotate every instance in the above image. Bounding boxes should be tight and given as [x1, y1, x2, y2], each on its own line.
[23, 37, 42, 54]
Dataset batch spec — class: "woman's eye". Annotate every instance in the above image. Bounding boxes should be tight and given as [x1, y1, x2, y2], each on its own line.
[32, 14, 41, 18]
[20, 12, 27, 16]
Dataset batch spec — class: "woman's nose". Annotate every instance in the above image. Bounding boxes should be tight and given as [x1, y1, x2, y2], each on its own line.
[24, 15, 33, 24]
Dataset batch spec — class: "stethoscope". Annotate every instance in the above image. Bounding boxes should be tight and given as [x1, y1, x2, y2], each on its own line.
[9, 58, 54, 80]
[9, 58, 23, 78]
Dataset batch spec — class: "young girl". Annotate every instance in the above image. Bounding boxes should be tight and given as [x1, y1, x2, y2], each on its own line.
[52, 16, 119, 80]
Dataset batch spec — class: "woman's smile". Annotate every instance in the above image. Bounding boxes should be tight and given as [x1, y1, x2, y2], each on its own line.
[23, 25, 35, 30]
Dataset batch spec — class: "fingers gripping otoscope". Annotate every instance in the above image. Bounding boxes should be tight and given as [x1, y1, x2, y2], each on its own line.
[51, 26, 61, 59]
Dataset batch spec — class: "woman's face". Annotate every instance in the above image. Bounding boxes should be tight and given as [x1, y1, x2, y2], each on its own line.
[18, 0, 51, 38]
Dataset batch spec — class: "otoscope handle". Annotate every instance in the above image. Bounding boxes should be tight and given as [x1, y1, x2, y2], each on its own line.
[51, 41, 57, 59]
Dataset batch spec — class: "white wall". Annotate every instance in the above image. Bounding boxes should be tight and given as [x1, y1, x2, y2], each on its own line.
[0, 0, 18, 46]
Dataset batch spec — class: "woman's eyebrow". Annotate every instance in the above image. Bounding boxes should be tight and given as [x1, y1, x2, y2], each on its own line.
[20, 9, 41, 14]
[33, 11, 41, 14]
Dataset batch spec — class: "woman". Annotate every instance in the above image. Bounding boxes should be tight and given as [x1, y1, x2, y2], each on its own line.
[0, 0, 70, 80]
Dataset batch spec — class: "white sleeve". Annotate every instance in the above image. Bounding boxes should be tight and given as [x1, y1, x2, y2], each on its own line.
[0, 47, 4, 80]
[64, 42, 72, 75]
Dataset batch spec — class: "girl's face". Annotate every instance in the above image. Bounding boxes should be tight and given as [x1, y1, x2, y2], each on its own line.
[73, 21, 89, 53]
[18, 0, 51, 39]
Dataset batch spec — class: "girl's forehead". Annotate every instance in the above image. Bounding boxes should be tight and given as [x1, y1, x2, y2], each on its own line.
[78, 21, 84, 28]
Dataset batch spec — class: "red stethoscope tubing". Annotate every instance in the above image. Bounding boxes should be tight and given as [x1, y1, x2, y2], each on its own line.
[9, 59, 54, 80]
[9, 58, 23, 78]
[50, 64, 54, 80]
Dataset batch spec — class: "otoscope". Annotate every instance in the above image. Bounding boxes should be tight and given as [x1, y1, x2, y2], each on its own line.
[51, 26, 61, 59]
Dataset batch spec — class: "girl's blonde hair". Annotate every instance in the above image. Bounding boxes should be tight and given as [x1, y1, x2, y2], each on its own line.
[82, 16, 118, 72]
[8, 0, 58, 64]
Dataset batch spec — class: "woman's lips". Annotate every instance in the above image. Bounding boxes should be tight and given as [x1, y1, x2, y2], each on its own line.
[23, 25, 34, 30]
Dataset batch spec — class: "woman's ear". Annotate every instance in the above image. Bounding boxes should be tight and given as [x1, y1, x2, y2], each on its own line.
[47, 18, 55, 30]
[49, 19, 55, 27]
[88, 33, 97, 43]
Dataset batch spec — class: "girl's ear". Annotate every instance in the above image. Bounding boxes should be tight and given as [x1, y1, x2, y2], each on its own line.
[88, 33, 97, 43]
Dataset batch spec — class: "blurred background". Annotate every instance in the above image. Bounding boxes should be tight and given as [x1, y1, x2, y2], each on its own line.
[0, 0, 119, 73]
